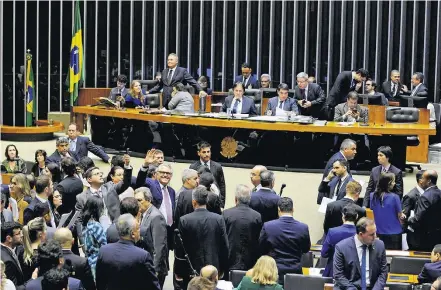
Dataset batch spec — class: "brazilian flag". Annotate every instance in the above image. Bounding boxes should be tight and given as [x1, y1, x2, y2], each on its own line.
[68, 0, 84, 106]
[26, 52, 36, 127]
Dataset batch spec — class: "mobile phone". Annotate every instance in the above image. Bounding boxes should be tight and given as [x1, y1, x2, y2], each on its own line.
[302, 99, 306, 104]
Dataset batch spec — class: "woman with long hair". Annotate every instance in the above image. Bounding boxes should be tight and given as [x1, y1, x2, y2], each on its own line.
[0, 260, 16, 290]
[48, 190, 63, 226]
[124, 80, 146, 108]
[199, 172, 222, 215]
[82, 196, 107, 279]
[236, 256, 283, 290]
[9, 173, 32, 224]
[18, 217, 47, 281]
[31, 149, 47, 177]
[1, 144, 27, 174]
[45, 163, 62, 187]
[370, 172, 404, 250]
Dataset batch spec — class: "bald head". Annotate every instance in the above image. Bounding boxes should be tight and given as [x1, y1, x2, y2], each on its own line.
[422, 170, 438, 189]
[200, 265, 218, 283]
[53, 228, 74, 249]
[251, 165, 267, 187]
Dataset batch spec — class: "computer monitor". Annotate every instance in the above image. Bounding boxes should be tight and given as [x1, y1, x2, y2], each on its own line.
[398, 95, 428, 108]
[260, 88, 296, 99]
[357, 94, 384, 105]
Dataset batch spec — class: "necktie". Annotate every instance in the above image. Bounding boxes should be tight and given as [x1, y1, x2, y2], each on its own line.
[350, 79, 355, 90]
[243, 77, 248, 87]
[167, 69, 173, 83]
[232, 99, 240, 114]
[278, 101, 283, 109]
[204, 162, 209, 168]
[411, 87, 417, 96]
[361, 244, 367, 290]
[334, 178, 342, 198]
[392, 84, 397, 96]
[382, 167, 387, 173]
[69, 140, 76, 152]
[162, 187, 173, 226]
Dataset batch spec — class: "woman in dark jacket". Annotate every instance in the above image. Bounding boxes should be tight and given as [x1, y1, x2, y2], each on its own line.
[31, 149, 47, 177]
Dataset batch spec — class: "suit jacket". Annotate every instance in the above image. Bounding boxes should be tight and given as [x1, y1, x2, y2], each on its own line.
[140, 205, 168, 275]
[0, 244, 24, 289]
[46, 150, 79, 165]
[327, 71, 362, 108]
[381, 81, 407, 101]
[363, 165, 404, 207]
[418, 260, 441, 284]
[108, 86, 128, 102]
[318, 175, 354, 205]
[221, 96, 258, 116]
[222, 204, 262, 271]
[189, 160, 226, 207]
[402, 187, 421, 218]
[321, 224, 357, 277]
[167, 91, 195, 113]
[174, 187, 194, 225]
[175, 208, 229, 276]
[333, 237, 388, 290]
[259, 216, 311, 276]
[249, 188, 281, 224]
[56, 176, 84, 215]
[25, 276, 83, 290]
[403, 83, 429, 97]
[23, 197, 54, 227]
[234, 74, 259, 89]
[149, 66, 202, 107]
[323, 197, 366, 234]
[322, 151, 349, 180]
[96, 240, 160, 290]
[265, 97, 299, 115]
[408, 186, 441, 251]
[334, 103, 369, 123]
[70, 136, 109, 163]
[62, 249, 96, 290]
[294, 83, 326, 117]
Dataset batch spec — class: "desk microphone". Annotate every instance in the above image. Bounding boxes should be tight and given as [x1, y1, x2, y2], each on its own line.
[279, 184, 286, 196]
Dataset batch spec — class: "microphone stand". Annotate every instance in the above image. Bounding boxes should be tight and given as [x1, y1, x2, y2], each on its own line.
[174, 229, 199, 278]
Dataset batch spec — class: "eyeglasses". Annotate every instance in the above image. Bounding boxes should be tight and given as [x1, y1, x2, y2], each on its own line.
[158, 171, 172, 176]
[92, 171, 103, 176]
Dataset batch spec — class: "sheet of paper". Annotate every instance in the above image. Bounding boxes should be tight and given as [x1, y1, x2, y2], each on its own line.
[318, 197, 333, 214]
[275, 107, 287, 117]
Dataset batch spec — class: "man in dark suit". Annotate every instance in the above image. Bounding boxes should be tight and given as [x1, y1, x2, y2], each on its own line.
[135, 187, 168, 288]
[67, 123, 110, 163]
[56, 157, 83, 215]
[321, 138, 357, 180]
[294, 72, 326, 118]
[363, 146, 404, 207]
[53, 228, 95, 290]
[321, 204, 358, 277]
[318, 159, 354, 204]
[25, 240, 84, 290]
[364, 79, 388, 105]
[96, 214, 160, 290]
[221, 82, 258, 116]
[249, 170, 281, 223]
[1, 193, 13, 223]
[234, 63, 259, 89]
[46, 137, 80, 164]
[408, 170, 441, 251]
[403, 72, 429, 97]
[418, 244, 441, 284]
[222, 184, 262, 271]
[174, 169, 199, 225]
[1, 222, 25, 290]
[333, 218, 388, 290]
[23, 175, 55, 227]
[323, 181, 366, 234]
[250, 165, 267, 192]
[174, 186, 229, 290]
[403, 170, 425, 249]
[381, 70, 409, 101]
[148, 53, 206, 107]
[326, 68, 369, 109]
[108, 74, 128, 104]
[265, 83, 299, 116]
[259, 197, 311, 284]
[189, 141, 226, 207]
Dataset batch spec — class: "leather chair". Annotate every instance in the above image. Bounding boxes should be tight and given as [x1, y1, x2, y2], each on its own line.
[386, 107, 421, 172]
[25, 161, 35, 175]
[300, 252, 314, 268]
[228, 89, 262, 113]
[389, 256, 431, 275]
[229, 270, 247, 288]
[429, 102, 441, 144]
[284, 273, 333, 290]
[137, 80, 159, 91]
[260, 88, 296, 115]
[144, 94, 161, 108]
[184, 84, 195, 95]
[385, 282, 413, 290]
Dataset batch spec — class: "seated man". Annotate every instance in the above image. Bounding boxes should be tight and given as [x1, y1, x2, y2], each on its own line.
[364, 79, 388, 105]
[294, 72, 326, 118]
[108, 74, 128, 105]
[418, 244, 441, 284]
[167, 82, 195, 113]
[200, 265, 233, 290]
[234, 62, 259, 89]
[317, 159, 354, 204]
[334, 91, 368, 123]
[265, 83, 298, 116]
[403, 72, 428, 97]
[260, 74, 272, 88]
[221, 82, 257, 116]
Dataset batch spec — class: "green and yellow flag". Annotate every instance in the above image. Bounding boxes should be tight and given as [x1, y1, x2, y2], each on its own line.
[26, 52, 36, 127]
[68, 0, 84, 106]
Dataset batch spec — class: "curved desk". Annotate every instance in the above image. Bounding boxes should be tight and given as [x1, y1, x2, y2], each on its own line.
[0, 120, 65, 141]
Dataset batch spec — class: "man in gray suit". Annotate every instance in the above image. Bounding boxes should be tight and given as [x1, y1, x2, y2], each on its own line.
[265, 83, 298, 116]
[334, 91, 368, 123]
[167, 82, 195, 113]
[108, 74, 128, 104]
[135, 187, 168, 289]
[1, 193, 13, 223]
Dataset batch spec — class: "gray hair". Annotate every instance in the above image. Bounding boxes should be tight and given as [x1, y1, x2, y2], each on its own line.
[156, 163, 173, 174]
[296, 72, 309, 80]
[181, 168, 198, 184]
[340, 138, 356, 150]
[192, 185, 208, 206]
[56, 137, 69, 146]
[260, 170, 275, 187]
[260, 74, 272, 82]
[168, 53, 179, 61]
[235, 184, 251, 204]
[134, 187, 153, 203]
[116, 213, 137, 238]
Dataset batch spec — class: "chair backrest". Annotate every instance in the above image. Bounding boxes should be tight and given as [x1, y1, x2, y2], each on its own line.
[386, 107, 420, 123]
[433, 102, 441, 125]
[300, 252, 314, 268]
[136, 80, 159, 91]
[184, 84, 195, 95]
[229, 270, 247, 288]
[385, 282, 413, 290]
[284, 273, 333, 290]
[25, 161, 35, 175]
[389, 256, 431, 275]
[144, 94, 161, 108]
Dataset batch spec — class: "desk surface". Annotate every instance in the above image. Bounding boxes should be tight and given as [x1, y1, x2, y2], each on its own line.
[73, 106, 435, 136]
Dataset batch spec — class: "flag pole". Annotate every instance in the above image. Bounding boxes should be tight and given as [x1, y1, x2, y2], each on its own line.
[25, 49, 30, 127]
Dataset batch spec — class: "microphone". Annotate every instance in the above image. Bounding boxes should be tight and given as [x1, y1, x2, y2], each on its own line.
[174, 228, 199, 277]
[279, 184, 286, 196]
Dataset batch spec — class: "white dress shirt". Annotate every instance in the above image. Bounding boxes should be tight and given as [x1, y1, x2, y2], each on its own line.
[354, 235, 370, 286]
[229, 97, 243, 114]
[159, 185, 173, 226]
